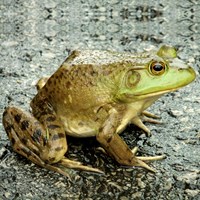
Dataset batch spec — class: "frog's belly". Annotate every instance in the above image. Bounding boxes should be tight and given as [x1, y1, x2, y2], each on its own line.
[60, 116, 98, 137]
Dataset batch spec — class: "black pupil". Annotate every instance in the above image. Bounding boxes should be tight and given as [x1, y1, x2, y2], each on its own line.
[153, 63, 163, 71]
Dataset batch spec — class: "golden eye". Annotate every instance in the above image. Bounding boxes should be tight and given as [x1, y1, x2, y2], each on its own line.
[149, 61, 166, 75]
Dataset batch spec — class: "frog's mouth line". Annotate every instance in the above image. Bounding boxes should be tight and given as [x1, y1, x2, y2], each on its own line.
[123, 87, 180, 100]
[136, 86, 184, 99]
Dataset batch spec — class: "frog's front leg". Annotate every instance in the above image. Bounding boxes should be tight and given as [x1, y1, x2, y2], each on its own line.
[96, 109, 165, 172]
[3, 107, 102, 177]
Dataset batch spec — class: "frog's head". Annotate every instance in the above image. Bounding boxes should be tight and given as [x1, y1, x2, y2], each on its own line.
[117, 45, 196, 102]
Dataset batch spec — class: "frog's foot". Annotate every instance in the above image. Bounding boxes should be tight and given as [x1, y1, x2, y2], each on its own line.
[58, 158, 104, 174]
[131, 111, 161, 137]
[45, 158, 104, 177]
[131, 147, 166, 172]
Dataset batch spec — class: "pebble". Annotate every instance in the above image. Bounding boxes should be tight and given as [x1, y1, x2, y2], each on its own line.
[185, 189, 200, 197]
[4, 192, 11, 199]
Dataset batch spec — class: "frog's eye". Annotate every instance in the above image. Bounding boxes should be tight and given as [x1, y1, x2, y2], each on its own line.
[149, 61, 166, 75]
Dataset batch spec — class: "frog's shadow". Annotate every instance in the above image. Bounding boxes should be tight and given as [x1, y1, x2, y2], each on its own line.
[66, 124, 147, 169]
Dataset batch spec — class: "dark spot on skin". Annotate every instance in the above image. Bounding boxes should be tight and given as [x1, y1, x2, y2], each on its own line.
[49, 157, 56, 162]
[21, 138, 28, 145]
[66, 81, 71, 87]
[32, 129, 42, 143]
[55, 146, 63, 152]
[47, 124, 60, 129]
[21, 120, 29, 130]
[5, 125, 12, 133]
[3, 110, 7, 117]
[39, 111, 49, 117]
[14, 114, 21, 123]
[11, 137, 16, 145]
[107, 136, 113, 143]
[48, 79, 52, 85]
[63, 68, 69, 76]
[99, 127, 103, 133]
[32, 149, 39, 155]
[89, 80, 96, 87]
[94, 117, 99, 122]
[128, 158, 132, 164]
[60, 71, 64, 77]
[46, 116, 56, 122]
[44, 87, 48, 92]
[78, 122, 84, 126]
[52, 133, 65, 140]
[43, 137, 48, 145]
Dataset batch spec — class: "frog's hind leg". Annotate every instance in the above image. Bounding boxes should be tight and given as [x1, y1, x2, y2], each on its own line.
[3, 106, 71, 176]
[3, 106, 102, 176]
[4, 120, 70, 176]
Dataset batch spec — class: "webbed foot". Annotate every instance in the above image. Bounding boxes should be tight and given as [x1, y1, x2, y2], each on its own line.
[131, 147, 166, 172]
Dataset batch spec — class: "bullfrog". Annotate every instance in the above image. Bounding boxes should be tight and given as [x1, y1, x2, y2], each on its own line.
[2, 45, 196, 176]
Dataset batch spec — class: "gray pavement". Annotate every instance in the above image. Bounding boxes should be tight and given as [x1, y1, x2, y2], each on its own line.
[0, 1, 199, 199]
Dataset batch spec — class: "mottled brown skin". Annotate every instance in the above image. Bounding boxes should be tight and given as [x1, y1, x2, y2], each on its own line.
[2, 46, 196, 176]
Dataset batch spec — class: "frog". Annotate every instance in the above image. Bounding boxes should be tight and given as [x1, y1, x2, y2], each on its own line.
[2, 45, 196, 176]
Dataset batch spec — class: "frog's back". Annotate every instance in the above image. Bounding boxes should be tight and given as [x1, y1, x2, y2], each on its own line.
[41, 50, 146, 108]
[64, 49, 152, 67]
[32, 49, 155, 112]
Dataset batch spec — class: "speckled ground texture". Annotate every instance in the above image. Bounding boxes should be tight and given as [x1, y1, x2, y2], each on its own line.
[0, 1, 200, 200]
